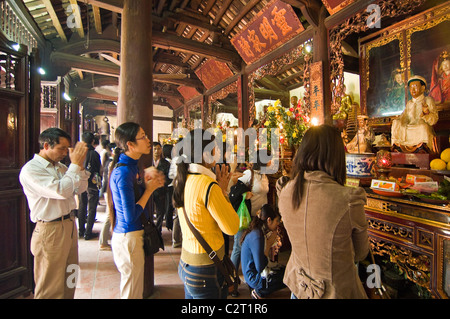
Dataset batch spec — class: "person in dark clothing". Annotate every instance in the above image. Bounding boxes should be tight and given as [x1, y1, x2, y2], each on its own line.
[152, 141, 171, 234]
[78, 131, 102, 240]
[163, 144, 174, 231]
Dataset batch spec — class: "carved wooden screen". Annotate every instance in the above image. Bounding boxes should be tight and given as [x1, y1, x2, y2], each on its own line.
[0, 39, 36, 298]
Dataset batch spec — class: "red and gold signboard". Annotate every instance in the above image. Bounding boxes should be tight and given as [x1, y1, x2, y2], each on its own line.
[310, 61, 324, 124]
[195, 60, 234, 90]
[230, 0, 304, 65]
[321, 0, 357, 15]
[177, 86, 201, 101]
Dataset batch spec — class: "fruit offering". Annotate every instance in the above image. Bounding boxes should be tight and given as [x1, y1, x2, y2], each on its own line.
[431, 148, 450, 171]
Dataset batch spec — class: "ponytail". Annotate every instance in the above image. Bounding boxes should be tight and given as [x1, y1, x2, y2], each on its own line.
[107, 147, 123, 231]
[240, 204, 280, 245]
[172, 161, 189, 208]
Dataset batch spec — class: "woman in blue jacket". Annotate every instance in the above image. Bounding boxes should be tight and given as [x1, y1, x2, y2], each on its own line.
[107, 122, 164, 299]
[240, 204, 286, 299]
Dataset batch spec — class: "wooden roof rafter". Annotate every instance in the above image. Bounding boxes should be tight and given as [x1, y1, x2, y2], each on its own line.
[40, 0, 68, 42]
[69, 0, 85, 38]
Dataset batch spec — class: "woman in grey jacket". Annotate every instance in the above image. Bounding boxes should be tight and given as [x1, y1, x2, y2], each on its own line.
[278, 125, 369, 299]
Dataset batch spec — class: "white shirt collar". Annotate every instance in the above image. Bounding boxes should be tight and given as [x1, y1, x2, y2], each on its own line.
[412, 94, 425, 103]
[188, 163, 216, 180]
[33, 153, 63, 169]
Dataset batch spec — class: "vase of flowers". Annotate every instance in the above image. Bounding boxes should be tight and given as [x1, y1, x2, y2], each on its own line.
[261, 99, 310, 154]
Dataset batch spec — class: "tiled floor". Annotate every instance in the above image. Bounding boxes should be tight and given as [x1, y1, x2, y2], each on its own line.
[74, 198, 291, 299]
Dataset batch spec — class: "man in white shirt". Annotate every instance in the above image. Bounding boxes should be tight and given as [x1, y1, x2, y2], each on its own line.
[19, 128, 89, 299]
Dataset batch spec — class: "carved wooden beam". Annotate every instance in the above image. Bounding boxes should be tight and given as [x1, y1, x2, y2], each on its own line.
[100, 53, 120, 65]
[52, 51, 202, 88]
[154, 73, 188, 80]
[41, 0, 67, 42]
[57, 39, 120, 55]
[74, 87, 117, 101]
[324, 0, 374, 29]
[92, 5, 103, 34]
[254, 88, 289, 100]
[280, 0, 322, 27]
[280, 70, 304, 84]
[153, 75, 203, 89]
[152, 30, 242, 66]
[156, 0, 166, 16]
[75, 75, 118, 88]
[258, 76, 288, 92]
[156, 12, 223, 33]
[51, 52, 120, 77]
[69, 0, 85, 38]
[77, 0, 123, 13]
[153, 89, 184, 100]
[155, 52, 190, 68]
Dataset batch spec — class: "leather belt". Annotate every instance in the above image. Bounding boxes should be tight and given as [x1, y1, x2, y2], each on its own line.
[40, 212, 73, 223]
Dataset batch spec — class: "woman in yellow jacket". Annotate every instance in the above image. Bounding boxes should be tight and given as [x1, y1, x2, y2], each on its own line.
[173, 129, 239, 299]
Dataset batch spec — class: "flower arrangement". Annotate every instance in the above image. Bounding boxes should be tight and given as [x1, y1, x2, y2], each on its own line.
[261, 99, 310, 148]
[163, 136, 178, 145]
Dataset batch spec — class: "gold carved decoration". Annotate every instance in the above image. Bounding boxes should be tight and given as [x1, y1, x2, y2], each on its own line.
[365, 32, 405, 90]
[405, 10, 450, 69]
[367, 217, 413, 242]
[366, 198, 386, 211]
[329, 0, 427, 115]
[437, 236, 450, 298]
[187, 101, 202, 130]
[207, 81, 238, 127]
[417, 229, 434, 250]
[370, 238, 431, 292]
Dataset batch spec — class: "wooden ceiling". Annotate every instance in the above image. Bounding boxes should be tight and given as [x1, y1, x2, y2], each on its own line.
[20, 0, 317, 111]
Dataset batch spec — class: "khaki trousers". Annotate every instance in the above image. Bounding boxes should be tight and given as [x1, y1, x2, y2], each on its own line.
[111, 230, 145, 299]
[31, 217, 79, 299]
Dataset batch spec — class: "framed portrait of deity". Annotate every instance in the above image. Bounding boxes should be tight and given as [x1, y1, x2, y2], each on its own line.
[361, 34, 405, 118]
[408, 19, 450, 109]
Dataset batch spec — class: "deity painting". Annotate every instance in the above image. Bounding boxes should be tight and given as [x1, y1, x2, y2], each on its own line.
[384, 68, 406, 115]
[408, 19, 450, 105]
[429, 51, 450, 104]
[365, 38, 402, 118]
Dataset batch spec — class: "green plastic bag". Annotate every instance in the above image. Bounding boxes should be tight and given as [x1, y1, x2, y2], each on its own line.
[237, 193, 251, 230]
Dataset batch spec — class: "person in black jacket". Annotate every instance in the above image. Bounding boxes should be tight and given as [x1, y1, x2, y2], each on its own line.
[152, 142, 171, 235]
[78, 132, 102, 240]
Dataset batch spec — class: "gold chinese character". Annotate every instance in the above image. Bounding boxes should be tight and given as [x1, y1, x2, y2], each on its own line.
[271, 6, 292, 36]
[247, 30, 266, 53]
[259, 17, 278, 45]
[237, 37, 254, 58]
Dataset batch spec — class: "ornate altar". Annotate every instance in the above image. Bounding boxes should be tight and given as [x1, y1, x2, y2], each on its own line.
[327, 0, 450, 298]
[365, 190, 449, 298]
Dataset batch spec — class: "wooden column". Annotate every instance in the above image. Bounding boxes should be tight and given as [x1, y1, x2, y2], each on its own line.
[313, 6, 332, 125]
[117, 0, 155, 298]
[118, 0, 153, 164]
[238, 74, 250, 129]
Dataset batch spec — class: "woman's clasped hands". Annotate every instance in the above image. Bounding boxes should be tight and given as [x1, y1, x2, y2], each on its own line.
[144, 167, 165, 193]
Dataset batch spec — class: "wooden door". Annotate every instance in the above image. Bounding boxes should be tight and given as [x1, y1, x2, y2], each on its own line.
[0, 39, 38, 298]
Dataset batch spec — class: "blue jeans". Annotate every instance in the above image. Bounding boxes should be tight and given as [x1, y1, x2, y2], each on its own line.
[178, 260, 228, 299]
[230, 229, 244, 269]
[250, 267, 286, 298]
